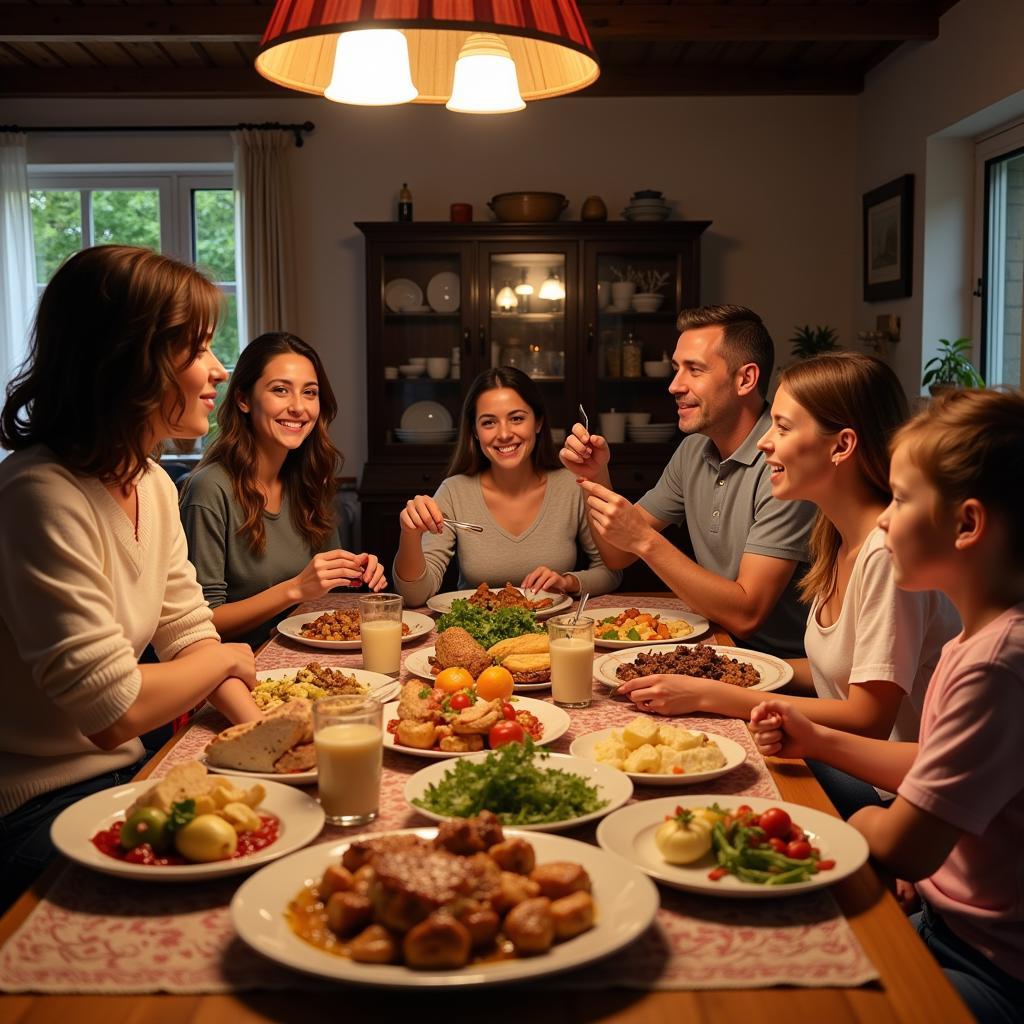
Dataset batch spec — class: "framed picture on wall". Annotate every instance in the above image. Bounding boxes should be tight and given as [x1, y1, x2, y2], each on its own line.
[863, 174, 914, 302]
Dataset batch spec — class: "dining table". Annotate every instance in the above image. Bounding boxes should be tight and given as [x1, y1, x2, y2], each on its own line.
[0, 593, 971, 1022]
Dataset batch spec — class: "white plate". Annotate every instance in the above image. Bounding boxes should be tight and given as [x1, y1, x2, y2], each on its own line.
[253, 666, 402, 704]
[51, 778, 325, 882]
[383, 696, 570, 759]
[591, 607, 710, 649]
[569, 728, 746, 787]
[384, 278, 423, 313]
[276, 610, 434, 651]
[596, 795, 869, 898]
[230, 827, 658, 988]
[593, 643, 793, 693]
[426, 588, 573, 620]
[205, 761, 318, 786]
[400, 400, 454, 431]
[426, 271, 460, 313]
[404, 752, 633, 831]
[404, 646, 550, 691]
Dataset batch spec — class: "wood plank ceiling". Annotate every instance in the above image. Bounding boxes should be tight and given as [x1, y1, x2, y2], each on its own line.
[0, 0, 962, 99]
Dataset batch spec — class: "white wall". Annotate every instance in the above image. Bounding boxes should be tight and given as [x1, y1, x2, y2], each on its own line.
[857, 0, 1024, 393]
[6, 93, 856, 475]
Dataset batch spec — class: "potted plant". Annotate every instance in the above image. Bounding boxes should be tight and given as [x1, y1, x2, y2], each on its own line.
[790, 324, 840, 360]
[921, 337, 984, 394]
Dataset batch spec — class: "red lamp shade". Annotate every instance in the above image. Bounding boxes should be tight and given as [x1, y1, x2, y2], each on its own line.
[255, 0, 600, 103]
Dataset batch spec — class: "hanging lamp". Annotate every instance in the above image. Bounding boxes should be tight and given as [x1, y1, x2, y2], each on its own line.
[256, 0, 599, 109]
[538, 270, 565, 301]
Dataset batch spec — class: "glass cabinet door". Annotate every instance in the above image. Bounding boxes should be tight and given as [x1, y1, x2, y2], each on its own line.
[480, 244, 576, 441]
[584, 242, 693, 447]
[376, 246, 470, 452]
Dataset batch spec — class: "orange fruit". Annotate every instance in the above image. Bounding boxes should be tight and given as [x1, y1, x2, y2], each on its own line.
[434, 667, 475, 694]
[475, 665, 515, 702]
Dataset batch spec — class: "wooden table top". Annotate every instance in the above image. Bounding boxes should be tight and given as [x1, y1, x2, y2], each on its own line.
[0, 614, 971, 1023]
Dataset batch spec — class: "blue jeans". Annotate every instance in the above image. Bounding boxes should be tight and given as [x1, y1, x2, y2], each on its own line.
[0, 756, 150, 915]
[913, 901, 1024, 1022]
[806, 758, 890, 820]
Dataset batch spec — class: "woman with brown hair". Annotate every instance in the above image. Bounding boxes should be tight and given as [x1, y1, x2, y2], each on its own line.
[393, 366, 620, 606]
[616, 352, 960, 816]
[180, 332, 385, 648]
[0, 244, 261, 909]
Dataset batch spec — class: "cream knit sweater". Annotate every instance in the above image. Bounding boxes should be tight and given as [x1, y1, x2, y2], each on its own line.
[0, 447, 219, 815]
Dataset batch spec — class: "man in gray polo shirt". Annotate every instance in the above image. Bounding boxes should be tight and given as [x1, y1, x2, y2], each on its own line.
[562, 304, 814, 658]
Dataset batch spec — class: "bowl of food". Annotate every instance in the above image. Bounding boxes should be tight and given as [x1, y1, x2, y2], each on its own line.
[488, 192, 568, 223]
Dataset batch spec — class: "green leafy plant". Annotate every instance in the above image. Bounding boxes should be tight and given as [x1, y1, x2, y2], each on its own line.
[921, 337, 984, 390]
[790, 325, 839, 360]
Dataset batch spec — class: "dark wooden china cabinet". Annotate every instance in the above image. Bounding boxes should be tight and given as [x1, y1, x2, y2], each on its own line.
[356, 219, 711, 590]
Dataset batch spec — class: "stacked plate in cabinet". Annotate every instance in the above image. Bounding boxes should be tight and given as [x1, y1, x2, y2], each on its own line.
[627, 422, 677, 443]
[394, 428, 457, 444]
[397, 401, 455, 443]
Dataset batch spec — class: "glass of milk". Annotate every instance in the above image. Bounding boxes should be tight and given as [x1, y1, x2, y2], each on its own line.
[548, 614, 595, 708]
[313, 695, 383, 826]
[358, 593, 403, 675]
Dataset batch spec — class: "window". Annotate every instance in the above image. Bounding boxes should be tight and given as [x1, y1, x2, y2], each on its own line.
[28, 168, 240, 367]
[975, 126, 1024, 387]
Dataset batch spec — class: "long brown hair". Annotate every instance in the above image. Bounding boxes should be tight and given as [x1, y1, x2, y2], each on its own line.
[779, 353, 909, 603]
[1, 245, 220, 487]
[446, 366, 560, 477]
[198, 332, 341, 556]
[894, 387, 1024, 566]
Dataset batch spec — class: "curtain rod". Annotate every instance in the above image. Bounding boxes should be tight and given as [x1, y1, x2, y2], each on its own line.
[0, 121, 315, 148]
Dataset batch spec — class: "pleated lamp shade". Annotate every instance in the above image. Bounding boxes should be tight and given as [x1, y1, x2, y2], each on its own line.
[256, 0, 600, 103]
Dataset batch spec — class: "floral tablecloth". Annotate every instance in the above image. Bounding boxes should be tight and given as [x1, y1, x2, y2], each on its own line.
[0, 594, 878, 993]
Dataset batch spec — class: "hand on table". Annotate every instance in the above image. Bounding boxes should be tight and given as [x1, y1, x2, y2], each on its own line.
[749, 699, 819, 759]
[521, 566, 578, 594]
[615, 673, 707, 715]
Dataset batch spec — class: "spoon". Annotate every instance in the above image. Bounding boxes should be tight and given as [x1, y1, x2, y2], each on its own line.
[578, 403, 589, 434]
[572, 592, 590, 625]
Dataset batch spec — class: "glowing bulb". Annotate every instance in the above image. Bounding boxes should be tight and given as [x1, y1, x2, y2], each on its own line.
[538, 271, 565, 301]
[325, 30, 417, 106]
[446, 34, 526, 114]
[496, 282, 518, 311]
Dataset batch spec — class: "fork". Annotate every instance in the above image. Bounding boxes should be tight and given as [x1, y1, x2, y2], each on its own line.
[578, 403, 589, 434]
[442, 517, 484, 533]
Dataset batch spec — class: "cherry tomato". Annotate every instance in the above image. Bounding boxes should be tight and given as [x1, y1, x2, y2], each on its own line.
[449, 692, 472, 711]
[786, 839, 812, 860]
[768, 837, 787, 854]
[708, 867, 729, 881]
[757, 807, 792, 840]
[502, 702, 516, 721]
[788, 825, 806, 842]
[488, 720, 525, 748]
[817, 859, 836, 871]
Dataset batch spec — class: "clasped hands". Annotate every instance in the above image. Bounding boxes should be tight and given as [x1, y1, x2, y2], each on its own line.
[293, 549, 387, 600]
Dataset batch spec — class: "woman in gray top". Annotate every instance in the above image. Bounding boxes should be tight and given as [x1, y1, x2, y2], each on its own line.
[394, 367, 621, 606]
[181, 333, 386, 648]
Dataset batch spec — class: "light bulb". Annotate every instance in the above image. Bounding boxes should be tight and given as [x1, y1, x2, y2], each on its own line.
[446, 34, 526, 114]
[495, 282, 518, 311]
[538, 271, 565, 301]
[514, 271, 533, 296]
[325, 30, 418, 106]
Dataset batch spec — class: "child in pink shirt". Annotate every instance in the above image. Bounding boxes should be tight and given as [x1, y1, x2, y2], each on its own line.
[749, 388, 1024, 1023]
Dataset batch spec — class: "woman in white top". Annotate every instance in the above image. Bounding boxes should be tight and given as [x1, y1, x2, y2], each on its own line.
[617, 353, 959, 816]
[394, 367, 621, 605]
[0, 245, 261, 910]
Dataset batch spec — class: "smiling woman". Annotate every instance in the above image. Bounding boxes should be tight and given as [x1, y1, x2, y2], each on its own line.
[180, 333, 387, 648]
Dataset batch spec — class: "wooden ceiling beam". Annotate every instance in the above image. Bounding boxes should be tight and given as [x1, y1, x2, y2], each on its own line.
[582, 3, 939, 42]
[0, 2, 939, 45]
[0, 63, 864, 98]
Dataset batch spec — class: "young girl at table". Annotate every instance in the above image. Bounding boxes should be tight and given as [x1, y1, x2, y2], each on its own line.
[0, 245, 262, 912]
[750, 388, 1024, 1023]
[393, 366, 621, 605]
[617, 353, 959, 817]
[180, 332, 386, 648]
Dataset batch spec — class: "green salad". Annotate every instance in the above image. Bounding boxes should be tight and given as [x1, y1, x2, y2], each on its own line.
[435, 599, 544, 649]
[412, 739, 607, 825]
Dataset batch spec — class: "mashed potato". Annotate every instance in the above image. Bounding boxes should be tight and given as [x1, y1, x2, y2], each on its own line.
[593, 716, 727, 775]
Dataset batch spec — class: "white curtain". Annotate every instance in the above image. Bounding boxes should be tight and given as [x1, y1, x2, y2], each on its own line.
[231, 128, 296, 343]
[0, 132, 36, 396]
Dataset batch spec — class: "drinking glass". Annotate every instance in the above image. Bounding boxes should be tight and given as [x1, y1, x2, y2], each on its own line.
[359, 593, 403, 675]
[313, 695, 383, 827]
[548, 614, 595, 708]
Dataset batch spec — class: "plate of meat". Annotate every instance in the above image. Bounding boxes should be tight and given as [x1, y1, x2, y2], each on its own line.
[593, 642, 793, 693]
[277, 610, 434, 650]
[230, 817, 658, 987]
[426, 583, 572, 620]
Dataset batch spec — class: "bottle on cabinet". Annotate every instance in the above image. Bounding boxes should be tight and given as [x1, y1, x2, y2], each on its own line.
[398, 183, 413, 222]
[601, 330, 621, 378]
[622, 331, 642, 378]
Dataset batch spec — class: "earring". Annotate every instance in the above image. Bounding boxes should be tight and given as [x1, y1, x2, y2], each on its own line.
[832, 456, 840, 467]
